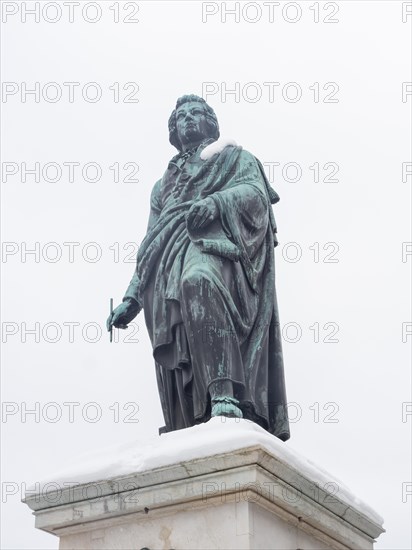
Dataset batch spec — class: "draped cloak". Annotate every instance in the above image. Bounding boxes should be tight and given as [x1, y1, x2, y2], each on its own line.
[124, 140, 290, 441]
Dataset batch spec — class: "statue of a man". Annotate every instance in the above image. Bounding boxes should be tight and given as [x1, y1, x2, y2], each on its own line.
[107, 95, 290, 441]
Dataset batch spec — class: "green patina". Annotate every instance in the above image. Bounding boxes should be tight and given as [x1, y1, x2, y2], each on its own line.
[108, 95, 290, 441]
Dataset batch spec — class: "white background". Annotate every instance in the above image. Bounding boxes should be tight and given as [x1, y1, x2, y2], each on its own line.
[1, 1, 411, 548]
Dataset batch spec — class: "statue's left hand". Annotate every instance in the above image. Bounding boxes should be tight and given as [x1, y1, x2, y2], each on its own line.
[187, 197, 219, 230]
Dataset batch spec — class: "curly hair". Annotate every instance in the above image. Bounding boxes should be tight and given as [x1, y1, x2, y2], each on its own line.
[168, 95, 220, 152]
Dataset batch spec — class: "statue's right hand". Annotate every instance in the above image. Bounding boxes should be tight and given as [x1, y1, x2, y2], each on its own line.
[106, 298, 141, 331]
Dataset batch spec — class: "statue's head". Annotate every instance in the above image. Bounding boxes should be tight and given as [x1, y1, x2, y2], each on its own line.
[168, 95, 220, 152]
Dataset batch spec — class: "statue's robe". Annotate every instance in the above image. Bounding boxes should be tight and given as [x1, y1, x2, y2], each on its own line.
[124, 139, 290, 441]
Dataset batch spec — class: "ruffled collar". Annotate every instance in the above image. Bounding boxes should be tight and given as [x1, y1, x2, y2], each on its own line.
[171, 138, 216, 165]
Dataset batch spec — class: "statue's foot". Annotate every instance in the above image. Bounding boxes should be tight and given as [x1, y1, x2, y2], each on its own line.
[211, 396, 243, 419]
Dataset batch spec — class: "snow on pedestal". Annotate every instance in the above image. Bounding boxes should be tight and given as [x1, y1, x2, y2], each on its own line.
[23, 418, 385, 550]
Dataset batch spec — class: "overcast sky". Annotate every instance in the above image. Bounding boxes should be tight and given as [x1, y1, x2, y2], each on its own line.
[1, 1, 411, 548]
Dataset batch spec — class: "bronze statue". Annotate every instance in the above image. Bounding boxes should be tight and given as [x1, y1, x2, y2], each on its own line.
[107, 95, 290, 441]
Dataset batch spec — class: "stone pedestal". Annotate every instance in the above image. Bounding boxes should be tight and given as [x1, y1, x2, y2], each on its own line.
[23, 418, 384, 549]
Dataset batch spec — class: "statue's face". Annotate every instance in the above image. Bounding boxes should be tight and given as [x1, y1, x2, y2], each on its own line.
[175, 101, 210, 147]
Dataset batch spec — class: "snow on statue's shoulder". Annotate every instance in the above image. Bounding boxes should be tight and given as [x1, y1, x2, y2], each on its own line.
[200, 137, 237, 160]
